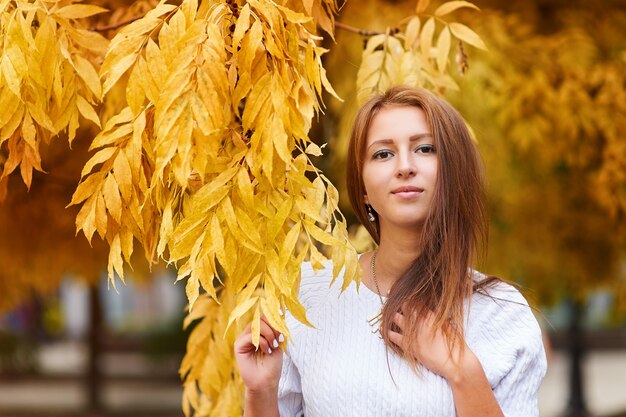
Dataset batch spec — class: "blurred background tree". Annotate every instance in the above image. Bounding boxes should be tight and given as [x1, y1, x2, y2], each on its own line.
[323, 1, 626, 416]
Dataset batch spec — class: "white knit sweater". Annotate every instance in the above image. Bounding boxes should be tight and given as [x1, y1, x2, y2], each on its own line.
[278, 261, 547, 417]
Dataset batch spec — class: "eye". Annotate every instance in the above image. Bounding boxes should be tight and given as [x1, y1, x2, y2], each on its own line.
[415, 144, 436, 154]
[373, 150, 393, 159]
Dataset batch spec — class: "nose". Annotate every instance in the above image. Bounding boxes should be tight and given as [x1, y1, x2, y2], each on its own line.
[395, 151, 416, 178]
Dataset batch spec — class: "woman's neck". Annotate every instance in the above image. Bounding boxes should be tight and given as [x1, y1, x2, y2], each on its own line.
[373, 224, 423, 290]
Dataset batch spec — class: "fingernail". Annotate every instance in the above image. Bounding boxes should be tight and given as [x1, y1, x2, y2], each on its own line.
[279, 308, 285, 316]
[272, 339, 279, 348]
[278, 333, 285, 343]
[267, 348, 272, 354]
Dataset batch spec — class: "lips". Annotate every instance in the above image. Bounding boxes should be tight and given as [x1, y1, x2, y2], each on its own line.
[392, 186, 424, 194]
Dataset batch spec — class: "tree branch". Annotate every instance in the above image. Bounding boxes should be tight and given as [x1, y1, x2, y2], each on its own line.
[89, 15, 143, 32]
[334, 21, 383, 36]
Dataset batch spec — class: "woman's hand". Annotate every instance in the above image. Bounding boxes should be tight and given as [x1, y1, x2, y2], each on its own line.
[387, 311, 480, 383]
[234, 315, 284, 393]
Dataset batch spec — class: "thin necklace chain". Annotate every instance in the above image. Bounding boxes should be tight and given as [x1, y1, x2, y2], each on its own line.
[367, 250, 385, 335]
[370, 250, 385, 305]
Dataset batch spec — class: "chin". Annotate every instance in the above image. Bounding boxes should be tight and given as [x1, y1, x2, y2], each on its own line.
[382, 217, 427, 230]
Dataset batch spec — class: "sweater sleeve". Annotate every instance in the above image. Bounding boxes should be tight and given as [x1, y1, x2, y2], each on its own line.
[277, 351, 304, 417]
[481, 285, 548, 417]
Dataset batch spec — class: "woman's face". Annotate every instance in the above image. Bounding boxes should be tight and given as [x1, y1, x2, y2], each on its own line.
[362, 105, 438, 231]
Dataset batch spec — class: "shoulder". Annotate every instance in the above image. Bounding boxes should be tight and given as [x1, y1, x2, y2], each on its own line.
[468, 274, 544, 351]
[467, 275, 547, 389]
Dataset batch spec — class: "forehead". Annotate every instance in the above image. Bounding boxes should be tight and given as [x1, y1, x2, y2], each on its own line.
[366, 105, 431, 144]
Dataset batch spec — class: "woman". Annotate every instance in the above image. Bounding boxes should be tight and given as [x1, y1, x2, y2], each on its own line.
[234, 86, 547, 417]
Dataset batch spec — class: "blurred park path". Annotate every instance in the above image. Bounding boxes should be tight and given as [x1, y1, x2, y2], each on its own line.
[0, 341, 625, 417]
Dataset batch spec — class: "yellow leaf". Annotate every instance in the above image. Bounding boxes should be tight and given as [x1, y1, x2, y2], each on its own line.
[284, 295, 314, 327]
[420, 17, 435, 58]
[6, 45, 28, 78]
[449, 22, 487, 50]
[436, 26, 451, 72]
[113, 150, 133, 200]
[236, 167, 255, 208]
[225, 296, 258, 334]
[236, 272, 262, 307]
[341, 247, 359, 291]
[1, 104, 23, 144]
[0, 90, 19, 129]
[260, 295, 288, 334]
[275, 4, 312, 24]
[434, 1, 479, 17]
[242, 72, 272, 129]
[190, 92, 211, 135]
[95, 192, 107, 238]
[103, 174, 122, 224]
[279, 221, 301, 269]
[233, 205, 262, 246]
[72, 55, 101, 100]
[27, 101, 56, 133]
[309, 243, 327, 269]
[416, 0, 431, 14]
[305, 220, 343, 247]
[76, 195, 97, 242]
[192, 166, 237, 210]
[232, 3, 251, 50]
[54, 4, 108, 19]
[271, 116, 291, 163]
[90, 119, 133, 150]
[157, 200, 174, 257]
[320, 64, 340, 101]
[251, 304, 260, 347]
[81, 147, 116, 178]
[102, 52, 139, 95]
[76, 96, 101, 128]
[108, 233, 125, 288]
[21, 111, 36, 149]
[305, 142, 323, 156]
[404, 16, 421, 50]
[181, 0, 198, 25]
[1, 55, 21, 96]
[268, 198, 293, 241]
[120, 227, 134, 263]
[69, 172, 105, 206]
[186, 274, 200, 310]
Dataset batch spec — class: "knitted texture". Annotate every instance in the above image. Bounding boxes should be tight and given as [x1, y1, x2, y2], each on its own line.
[278, 261, 547, 417]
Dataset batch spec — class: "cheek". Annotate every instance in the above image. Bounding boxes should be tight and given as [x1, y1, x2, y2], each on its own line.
[361, 166, 385, 196]
[426, 160, 438, 184]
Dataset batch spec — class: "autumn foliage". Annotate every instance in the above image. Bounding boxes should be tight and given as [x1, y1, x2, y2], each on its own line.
[2, 0, 625, 415]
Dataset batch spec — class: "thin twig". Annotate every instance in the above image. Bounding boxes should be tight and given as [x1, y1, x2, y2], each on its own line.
[89, 15, 143, 32]
[334, 21, 383, 36]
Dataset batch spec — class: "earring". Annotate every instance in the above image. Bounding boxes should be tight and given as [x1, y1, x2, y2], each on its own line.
[366, 205, 376, 222]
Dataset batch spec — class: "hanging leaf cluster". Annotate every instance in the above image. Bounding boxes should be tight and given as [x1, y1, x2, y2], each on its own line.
[65, 0, 357, 413]
[0, 0, 107, 194]
[356, 0, 485, 104]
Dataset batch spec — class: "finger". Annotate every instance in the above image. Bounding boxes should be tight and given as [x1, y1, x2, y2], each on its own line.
[260, 319, 281, 350]
[393, 312, 405, 332]
[387, 329, 404, 351]
[260, 314, 286, 345]
[258, 335, 273, 355]
[235, 332, 264, 355]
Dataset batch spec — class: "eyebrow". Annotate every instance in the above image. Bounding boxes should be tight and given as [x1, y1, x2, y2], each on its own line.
[367, 133, 433, 151]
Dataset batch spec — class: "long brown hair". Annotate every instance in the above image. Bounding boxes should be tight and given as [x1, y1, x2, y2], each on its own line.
[346, 86, 495, 369]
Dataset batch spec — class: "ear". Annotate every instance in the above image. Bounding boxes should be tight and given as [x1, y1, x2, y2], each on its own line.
[363, 195, 370, 205]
